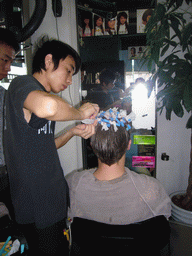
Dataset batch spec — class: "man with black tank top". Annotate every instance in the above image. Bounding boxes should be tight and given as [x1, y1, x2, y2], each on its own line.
[4, 36, 99, 255]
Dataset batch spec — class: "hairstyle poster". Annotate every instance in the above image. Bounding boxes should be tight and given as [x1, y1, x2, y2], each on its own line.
[137, 9, 153, 33]
[93, 15, 105, 36]
[78, 10, 93, 38]
[117, 11, 129, 35]
[128, 46, 147, 59]
[105, 17, 117, 35]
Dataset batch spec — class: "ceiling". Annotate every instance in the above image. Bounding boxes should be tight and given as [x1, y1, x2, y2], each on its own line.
[77, 0, 155, 11]
[77, 0, 155, 20]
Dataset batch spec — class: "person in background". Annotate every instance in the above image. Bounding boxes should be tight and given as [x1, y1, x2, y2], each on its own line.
[0, 27, 20, 219]
[88, 68, 123, 110]
[3, 36, 99, 256]
[66, 107, 171, 225]
[0, 28, 19, 81]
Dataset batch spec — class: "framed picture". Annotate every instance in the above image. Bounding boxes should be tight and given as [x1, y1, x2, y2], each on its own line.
[137, 9, 153, 33]
[128, 46, 147, 59]
[77, 10, 93, 38]
[105, 17, 117, 35]
[93, 14, 105, 36]
[117, 11, 129, 35]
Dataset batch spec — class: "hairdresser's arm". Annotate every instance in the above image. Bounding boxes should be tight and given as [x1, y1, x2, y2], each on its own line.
[55, 121, 97, 149]
[23, 90, 99, 121]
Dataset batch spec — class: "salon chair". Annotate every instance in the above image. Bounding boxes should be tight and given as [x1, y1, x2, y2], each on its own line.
[70, 216, 170, 256]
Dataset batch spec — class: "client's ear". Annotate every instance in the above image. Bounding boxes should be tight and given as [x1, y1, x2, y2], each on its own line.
[127, 140, 132, 151]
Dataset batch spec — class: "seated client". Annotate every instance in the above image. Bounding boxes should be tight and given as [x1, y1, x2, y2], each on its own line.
[66, 107, 171, 225]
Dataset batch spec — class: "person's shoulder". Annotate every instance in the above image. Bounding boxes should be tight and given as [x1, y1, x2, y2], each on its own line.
[66, 169, 88, 180]
[90, 86, 103, 92]
[127, 168, 171, 217]
[0, 85, 6, 92]
[9, 75, 43, 93]
[8, 75, 32, 89]
[7, 75, 45, 105]
[11, 75, 31, 83]
[128, 168, 164, 191]
[66, 169, 95, 187]
[12, 75, 42, 85]
[131, 170, 169, 201]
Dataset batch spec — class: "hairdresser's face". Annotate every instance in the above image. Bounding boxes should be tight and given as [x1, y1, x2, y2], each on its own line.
[0, 44, 15, 80]
[103, 81, 115, 91]
[45, 54, 75, 93]
[106, 82, 115, 90]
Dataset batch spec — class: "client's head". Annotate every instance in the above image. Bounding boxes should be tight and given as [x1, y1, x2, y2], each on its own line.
[91, 108, 133, 166]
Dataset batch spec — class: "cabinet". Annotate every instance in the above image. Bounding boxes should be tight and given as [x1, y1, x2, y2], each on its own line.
[79, 33, 147, 63]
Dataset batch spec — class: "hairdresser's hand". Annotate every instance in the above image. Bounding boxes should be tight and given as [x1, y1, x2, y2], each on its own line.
[71, 120, 97, 139]
[79, 102, 99, 120]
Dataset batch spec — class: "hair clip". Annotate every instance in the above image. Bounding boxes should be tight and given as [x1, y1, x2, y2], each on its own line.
[96, 107, 135, 132]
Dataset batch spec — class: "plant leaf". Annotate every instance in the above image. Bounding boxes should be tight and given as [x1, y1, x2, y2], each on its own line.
[185, 0, 192, 5]
[183, 80, 192, 112]
[164, 39, 178, 48]
[160, 44, 169, 57]
[176, 0, 184, 8]
[165, 104, 172, 120]
[156, 3, 166, 20]
[184, 53, 192, 61]
[173, 101, 184, 117]
[169, 14, 183, 41]
[147, 58, 153, 71]
[168, 0, 178, 9]
[186, 115, 192, 129]
[181, 22, 192, 51]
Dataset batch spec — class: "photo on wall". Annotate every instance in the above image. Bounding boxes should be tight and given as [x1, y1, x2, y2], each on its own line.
[77, 10, 93, 38]
[117, 11, 129, 35]
[128, 46, 147, 59]
[93, 14, 105, 36]
[136, 9, 153, 33]
[105, 17, 117, 35]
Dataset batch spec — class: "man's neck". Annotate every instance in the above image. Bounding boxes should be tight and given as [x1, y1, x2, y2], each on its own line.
[94, 156, 126, 181]
[33, 72, 51, 92]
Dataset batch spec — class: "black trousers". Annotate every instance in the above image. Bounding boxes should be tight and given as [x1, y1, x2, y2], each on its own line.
[20, 219, 69, 256]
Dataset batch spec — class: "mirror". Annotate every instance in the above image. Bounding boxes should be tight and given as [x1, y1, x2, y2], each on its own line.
[76, 0, 156, 177]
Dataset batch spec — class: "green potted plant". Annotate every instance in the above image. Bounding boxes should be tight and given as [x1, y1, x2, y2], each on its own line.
[142, 0, 192, 223]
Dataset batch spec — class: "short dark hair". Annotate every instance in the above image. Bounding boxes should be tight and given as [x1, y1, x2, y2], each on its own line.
[99, 68, 116, 85]
[0, 28, 20, 53]
[91, 123, 131, 166]
[32, 36, 81, 75]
